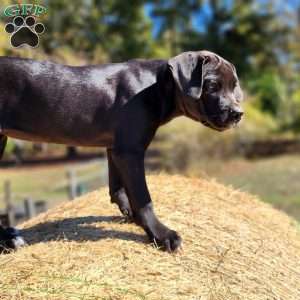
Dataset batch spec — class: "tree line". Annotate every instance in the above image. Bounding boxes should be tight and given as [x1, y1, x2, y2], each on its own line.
[1, 0, 300, 132]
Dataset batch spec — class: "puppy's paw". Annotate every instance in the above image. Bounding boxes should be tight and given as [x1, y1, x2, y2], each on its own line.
[111, 188, 133, 220]
[118, 200, 133, 220]
[152, 229, 182, 253]
[0, 227, 26, 253]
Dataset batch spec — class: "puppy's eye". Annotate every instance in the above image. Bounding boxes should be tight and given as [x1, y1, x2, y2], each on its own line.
[205, 81, 220, 93]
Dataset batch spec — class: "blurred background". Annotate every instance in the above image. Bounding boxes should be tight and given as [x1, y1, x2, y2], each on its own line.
[0, 0, 300, 225]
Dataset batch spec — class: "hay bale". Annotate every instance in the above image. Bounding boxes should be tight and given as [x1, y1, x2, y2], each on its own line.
[0, 174, 299, 300]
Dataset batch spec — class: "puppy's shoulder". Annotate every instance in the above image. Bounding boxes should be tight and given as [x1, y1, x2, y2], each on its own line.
[126, 58, 167, 75]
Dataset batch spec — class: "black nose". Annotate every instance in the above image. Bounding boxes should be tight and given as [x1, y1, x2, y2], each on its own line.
[230, 110, 243, 122]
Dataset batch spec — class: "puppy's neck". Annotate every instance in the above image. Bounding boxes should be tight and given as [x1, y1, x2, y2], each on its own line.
[154, 82, 183, 125]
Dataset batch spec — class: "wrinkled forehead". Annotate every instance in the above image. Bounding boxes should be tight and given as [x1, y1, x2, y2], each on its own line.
[219, 60, 238, 82]
[204, 56, 238, 84]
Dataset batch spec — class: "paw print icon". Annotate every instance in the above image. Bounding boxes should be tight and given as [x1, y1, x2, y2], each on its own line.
[5, 16, 45, 48]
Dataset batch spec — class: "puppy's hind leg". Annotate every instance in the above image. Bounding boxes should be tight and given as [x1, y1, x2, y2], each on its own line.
[107, 149, 133, 219]
[0, 226, 26, 253]
[0, 135, 26, 253]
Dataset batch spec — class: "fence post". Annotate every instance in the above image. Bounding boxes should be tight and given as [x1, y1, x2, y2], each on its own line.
[4, 180, 15, 226]
[67, 169, 77, 200]
[34, 200, 47, 215]
[24, 198, 35, 219]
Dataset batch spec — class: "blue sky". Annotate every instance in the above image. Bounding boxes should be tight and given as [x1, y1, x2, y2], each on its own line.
[145, 0, 300, 37]
[144, 2, 211, 36]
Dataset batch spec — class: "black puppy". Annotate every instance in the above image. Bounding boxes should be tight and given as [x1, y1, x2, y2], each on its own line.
[0, 50, 243, 252]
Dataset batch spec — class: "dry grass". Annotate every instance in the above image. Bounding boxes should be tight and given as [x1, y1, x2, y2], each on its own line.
[0, 174, 300, 300]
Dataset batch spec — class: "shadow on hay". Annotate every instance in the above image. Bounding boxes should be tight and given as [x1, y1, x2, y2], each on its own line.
[20, 215, 147, 245]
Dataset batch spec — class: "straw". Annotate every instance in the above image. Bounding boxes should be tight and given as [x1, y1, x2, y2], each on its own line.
[0, 174, 299, 300]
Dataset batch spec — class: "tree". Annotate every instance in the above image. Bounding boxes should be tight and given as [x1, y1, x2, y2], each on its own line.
[41, 0, 154, 62]
[149, 0, 202, 55]
[149, 0, 293, 77]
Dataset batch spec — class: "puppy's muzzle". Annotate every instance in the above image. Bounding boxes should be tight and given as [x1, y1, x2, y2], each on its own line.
[229, 109, 243, 123]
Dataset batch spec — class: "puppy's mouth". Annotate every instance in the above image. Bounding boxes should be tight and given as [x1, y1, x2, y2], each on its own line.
[201, 119, 229, 132]
[201, 109, 242, 132]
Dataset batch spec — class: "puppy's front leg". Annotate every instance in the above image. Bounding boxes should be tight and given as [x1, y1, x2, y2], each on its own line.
[107, 149, 133, 219]
[111, 150, 182, 252]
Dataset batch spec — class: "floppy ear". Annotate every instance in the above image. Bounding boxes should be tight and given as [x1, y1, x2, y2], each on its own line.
[168, 52, 208, 99]
[156, 62, 174, 96]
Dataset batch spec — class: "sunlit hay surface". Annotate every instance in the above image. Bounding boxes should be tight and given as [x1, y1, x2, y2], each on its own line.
[0, 174, 300, 300]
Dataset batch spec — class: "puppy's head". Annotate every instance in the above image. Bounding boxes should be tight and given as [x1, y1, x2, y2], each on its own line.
[165, 50, 243, 131]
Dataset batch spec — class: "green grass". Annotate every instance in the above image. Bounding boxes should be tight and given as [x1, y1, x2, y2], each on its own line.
[1, 154, 300, 221]
[192, 155, 300, 220]
[0, 159, 106, 210]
